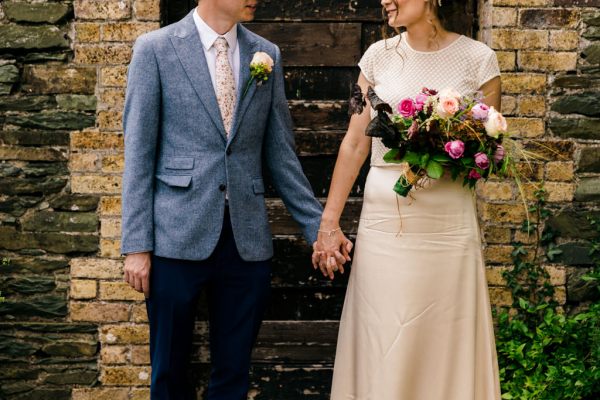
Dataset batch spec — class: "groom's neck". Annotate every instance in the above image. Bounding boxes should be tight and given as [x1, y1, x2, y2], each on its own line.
[195, 5, 238, 36]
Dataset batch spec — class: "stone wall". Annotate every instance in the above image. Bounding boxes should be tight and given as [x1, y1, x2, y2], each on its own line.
[0, 0, 598, 399]
[478, 0, 600, 308]
[0, 0, 101, 399]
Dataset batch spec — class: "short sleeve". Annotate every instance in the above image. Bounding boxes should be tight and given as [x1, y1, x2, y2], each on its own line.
[358, 43, 377, 83]
[478, 48, 500, 88]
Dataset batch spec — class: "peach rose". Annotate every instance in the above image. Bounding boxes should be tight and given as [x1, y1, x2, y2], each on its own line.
[251, 52, 274, 72]
[436, 96, 460, 118]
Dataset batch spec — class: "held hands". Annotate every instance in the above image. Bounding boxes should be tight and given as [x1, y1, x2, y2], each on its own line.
[124, 252, 152, 298]
[312, 227, 353, 280]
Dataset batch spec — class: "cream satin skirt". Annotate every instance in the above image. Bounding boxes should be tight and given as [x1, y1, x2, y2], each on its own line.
[330, 166, 501, 400]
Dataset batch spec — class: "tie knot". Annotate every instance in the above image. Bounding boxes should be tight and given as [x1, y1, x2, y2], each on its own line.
[214, 37, 229, 53]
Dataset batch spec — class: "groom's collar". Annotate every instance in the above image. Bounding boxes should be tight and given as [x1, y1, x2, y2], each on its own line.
[173, 10, 258, 50]
[192, 8, 238, 53]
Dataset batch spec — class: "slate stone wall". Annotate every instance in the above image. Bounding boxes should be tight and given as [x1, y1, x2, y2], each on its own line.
[0, 0, 598, 399]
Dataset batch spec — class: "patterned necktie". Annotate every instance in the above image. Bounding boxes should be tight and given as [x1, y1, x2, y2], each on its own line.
[213, 37, 237, 135]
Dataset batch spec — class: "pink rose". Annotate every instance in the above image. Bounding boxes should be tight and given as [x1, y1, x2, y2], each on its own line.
[398, 98, 416, 118]
[494, 145, 505, 163]
[436, 96, 460, 118]
[471, 103, 489, 120]
[414, 93, 428, 111]
[474, 152, 490, 169]
[468, 169, 482, 180]
[444, 140, 465, 159]
[484, 106, 508, 138]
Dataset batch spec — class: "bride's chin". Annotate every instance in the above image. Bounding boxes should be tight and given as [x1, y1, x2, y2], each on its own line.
[387, 15, 401, 27]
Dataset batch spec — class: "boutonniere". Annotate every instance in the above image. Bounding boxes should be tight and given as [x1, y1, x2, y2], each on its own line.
[242, 52, 274, 98]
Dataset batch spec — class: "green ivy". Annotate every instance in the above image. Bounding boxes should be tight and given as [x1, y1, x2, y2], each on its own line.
[496, 187, 600, 400]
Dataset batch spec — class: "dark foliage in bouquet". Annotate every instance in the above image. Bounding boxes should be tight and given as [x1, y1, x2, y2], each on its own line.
[350, 84, 522, 197]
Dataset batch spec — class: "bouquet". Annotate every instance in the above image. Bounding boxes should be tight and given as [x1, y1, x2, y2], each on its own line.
[350, 85, 517, 197]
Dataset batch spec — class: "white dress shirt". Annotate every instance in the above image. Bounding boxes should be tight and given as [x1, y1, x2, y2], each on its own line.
[193, 9, 241, 92]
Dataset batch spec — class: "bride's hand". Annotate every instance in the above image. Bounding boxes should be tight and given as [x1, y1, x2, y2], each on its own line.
[312, 229, 353, 279]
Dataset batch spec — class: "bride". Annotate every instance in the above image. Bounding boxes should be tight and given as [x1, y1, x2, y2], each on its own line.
[313, 0, 502, 398]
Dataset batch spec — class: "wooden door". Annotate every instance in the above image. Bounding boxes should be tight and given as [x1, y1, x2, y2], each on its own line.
[161, 1, 476, 397]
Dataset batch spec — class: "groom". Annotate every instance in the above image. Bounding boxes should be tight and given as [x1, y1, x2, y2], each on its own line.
[120, 0, 353, 398]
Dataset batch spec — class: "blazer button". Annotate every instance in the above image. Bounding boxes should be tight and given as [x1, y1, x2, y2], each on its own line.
[226, 148, 232, 156]
[219, 184, 227, 192]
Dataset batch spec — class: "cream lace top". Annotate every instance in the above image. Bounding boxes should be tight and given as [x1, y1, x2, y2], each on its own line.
[358, 33, 501, 167]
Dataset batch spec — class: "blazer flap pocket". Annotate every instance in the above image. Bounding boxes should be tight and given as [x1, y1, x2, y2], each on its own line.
[252, 178, 265, 194]
[156, 174, 192, 188]
[164, 157, 194, 170]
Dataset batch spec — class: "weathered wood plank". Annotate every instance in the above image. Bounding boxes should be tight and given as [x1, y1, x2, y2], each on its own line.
[293, 130, 346, 156]
[271, 236, 351, 288]
[193, 321, 340, 363]
[195, 287, 347, 321]
[289, 100, 349, 130]
[162, 0, 196, 26]
[189, 364, 334, 399]
[246, 23, 362, 67]
[267, 198, 363, 235]
[263, 155, 369, 197]
[255, 0, 382, 22]
[362, 23, 385, 52]
[284, 67, 359, 100]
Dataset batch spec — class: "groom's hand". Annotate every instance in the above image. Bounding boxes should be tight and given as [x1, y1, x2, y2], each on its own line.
[124, 252, 152, 297]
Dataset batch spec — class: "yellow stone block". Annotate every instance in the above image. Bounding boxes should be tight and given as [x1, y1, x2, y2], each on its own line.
[70, 279, 97, 299]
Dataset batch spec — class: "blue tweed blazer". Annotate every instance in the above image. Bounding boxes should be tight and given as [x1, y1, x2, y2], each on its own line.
[121, 10, 322, 261]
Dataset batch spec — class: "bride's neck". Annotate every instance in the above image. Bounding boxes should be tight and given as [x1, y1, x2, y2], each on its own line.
[404, 21, 452, 52]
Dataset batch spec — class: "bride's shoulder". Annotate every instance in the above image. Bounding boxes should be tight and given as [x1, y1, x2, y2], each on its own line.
[363, 35, 402, 58]
[458, 36, 496, 57]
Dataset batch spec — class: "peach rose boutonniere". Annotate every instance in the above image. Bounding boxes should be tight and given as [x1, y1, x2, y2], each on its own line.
[242, 51, 274, 98]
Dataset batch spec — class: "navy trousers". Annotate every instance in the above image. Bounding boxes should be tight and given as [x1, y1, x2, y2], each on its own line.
[146, 208, 272, 400]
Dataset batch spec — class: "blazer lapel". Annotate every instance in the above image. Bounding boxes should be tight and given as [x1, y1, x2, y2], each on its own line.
[170, 11, 227, 141]
[228, 25, 259, 143]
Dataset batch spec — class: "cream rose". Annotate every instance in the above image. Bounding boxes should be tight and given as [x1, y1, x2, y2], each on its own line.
[484, 106, 508, 138]
[250, 52, 274, 72]
[438, 87, 461, 100]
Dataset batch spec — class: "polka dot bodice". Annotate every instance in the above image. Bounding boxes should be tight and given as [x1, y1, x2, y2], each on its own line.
[359, 33, 500, 167]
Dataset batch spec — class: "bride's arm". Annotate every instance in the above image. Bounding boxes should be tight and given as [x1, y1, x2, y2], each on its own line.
[313, 73, 373, 278]
[480, 76, 501, 110]
[320, 73, 373, 229]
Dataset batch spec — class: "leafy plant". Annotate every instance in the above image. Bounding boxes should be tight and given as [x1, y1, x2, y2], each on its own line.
[496, 187, 600, 400]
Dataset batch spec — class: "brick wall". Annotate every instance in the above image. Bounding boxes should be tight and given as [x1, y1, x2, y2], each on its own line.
[0, 0, 598, 399]
[477, 0, 600, 309]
